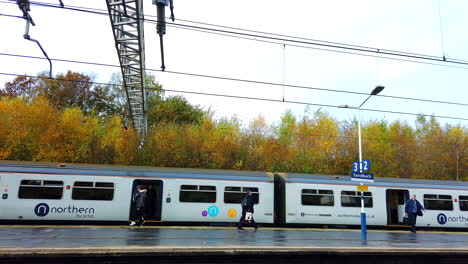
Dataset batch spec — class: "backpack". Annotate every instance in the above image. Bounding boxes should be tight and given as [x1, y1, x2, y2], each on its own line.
[136, 191, 147, 208]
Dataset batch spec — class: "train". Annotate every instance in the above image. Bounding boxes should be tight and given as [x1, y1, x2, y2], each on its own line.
[1, 161, 467, 229]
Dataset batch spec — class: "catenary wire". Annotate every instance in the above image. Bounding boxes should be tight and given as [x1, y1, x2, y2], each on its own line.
[1, 71, 467, 122]
[2, 0, 468, 68]
[1, 52, 467, 107]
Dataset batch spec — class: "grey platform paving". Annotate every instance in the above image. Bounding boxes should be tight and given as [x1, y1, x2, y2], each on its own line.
[1, 225, 468, 253]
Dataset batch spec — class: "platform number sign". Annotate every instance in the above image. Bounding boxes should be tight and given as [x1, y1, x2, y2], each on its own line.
[352, 160, 371, 172]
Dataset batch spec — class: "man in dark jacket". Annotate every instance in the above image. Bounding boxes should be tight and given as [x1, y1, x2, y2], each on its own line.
[237, 191, 260, 231]
[404, 194, 425, 233]
[130, 185, 147, 227]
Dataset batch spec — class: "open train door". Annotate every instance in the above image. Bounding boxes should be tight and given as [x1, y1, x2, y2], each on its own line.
[386, 189, 409, 226]
[129, 180, 163, 223]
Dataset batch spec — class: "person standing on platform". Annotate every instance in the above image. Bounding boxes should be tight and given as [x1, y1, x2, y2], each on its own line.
[130, 185, 147, 227]
[237, 191, 260, 231]
[404, 194, 425, 233]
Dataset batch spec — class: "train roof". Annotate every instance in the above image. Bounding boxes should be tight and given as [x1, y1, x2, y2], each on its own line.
[0, 161, 466, 189]
[0, 161, 274, 183]
[284, 173, 468, 190]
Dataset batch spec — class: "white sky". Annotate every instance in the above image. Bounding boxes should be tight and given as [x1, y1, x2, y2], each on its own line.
[0, 0, 467, 127]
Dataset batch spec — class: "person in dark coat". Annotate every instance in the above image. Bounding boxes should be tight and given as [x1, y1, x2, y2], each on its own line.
[237, 191, 260, 231]
[130, 185, 147, 227]
[146, 185, 157, 218]
[404, 194, 425, 233]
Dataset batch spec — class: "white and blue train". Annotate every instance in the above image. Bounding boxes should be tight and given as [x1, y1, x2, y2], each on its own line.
[0, 162, 467, 229]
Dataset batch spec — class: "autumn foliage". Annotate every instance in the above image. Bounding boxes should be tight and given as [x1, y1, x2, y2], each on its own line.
[0, 73, 467, 180]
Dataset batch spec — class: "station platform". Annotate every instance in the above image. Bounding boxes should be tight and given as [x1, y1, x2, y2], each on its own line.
[1, 225, 468, 263]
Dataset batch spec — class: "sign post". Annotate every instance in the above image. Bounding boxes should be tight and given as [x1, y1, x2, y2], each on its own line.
[351, 160, 373, 241]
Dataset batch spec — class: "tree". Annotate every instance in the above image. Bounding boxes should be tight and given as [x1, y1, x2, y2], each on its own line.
[148, 95, 206, 127]
[1, 75, 39, 99]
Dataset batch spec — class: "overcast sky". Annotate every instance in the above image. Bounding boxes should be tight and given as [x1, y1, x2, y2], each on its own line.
[0, 0, 467, 127]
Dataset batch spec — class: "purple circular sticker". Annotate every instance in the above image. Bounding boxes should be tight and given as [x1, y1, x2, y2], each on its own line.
[202, 210, 208, 217]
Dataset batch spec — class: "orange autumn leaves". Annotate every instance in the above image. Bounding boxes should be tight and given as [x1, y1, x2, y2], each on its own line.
[0, 97, 138, 164]
[1, 79, 466, 180]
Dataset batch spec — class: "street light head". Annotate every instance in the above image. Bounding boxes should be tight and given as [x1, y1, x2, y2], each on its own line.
[371, 85, 385, 95]
[338, 104, 350, 108]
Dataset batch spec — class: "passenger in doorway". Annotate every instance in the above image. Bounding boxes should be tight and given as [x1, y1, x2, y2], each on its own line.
[146, 185, 157, 218]
[237, 191, 260, 231]
[404, 194, 425, 233]
[130, 185, 147, 227]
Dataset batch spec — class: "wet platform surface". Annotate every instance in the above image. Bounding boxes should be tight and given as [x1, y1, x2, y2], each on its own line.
[1, 225, 468, 250]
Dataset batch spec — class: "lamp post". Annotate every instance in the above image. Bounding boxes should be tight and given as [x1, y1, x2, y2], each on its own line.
[339, 85, 384, 241]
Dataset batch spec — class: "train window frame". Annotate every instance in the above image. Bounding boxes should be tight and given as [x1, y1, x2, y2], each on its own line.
[72, 181, 114, 201]
[459, 196, 468, 211]
[179, 185, 217, 203]
[18, 179, 64, 200]
[340, 190, 373, 208]
[423, 194, 453, 211]
[223, 186, 259, 204]
[301, 189, 334, 206]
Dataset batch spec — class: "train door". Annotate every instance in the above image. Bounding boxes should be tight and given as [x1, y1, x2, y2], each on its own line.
[386, 189, 409, 225]
[274, 174, 286, 226]
[129, 180, 163, 222]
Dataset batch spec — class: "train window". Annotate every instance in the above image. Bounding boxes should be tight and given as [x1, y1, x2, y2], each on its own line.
[44, 181, 63, 186]
[224, 186, 259, 204]
[72, 181, 114, 201]
[341, 191, 373, 208]
[18, 180, 63, 199]
[181, 185, 197, 190]
[96, 182, 114, 188]
[20, 180, 41, 186]
[225, 187, 241, 192]
[459, 196, 468, 211]
[74, 182, 93, 187]
[423, 194, 453, 211]
[199, 186, 216, 191]
[301, 189, 334, 206]
[180, 185, 216, 203]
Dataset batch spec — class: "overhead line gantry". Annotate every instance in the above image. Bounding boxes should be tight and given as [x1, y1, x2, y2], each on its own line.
[105, 0, 148, 142]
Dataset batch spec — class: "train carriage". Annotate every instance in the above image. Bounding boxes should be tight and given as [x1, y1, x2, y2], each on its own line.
[1, 161, 468, 230]
[281, 174, 468, 228]
[0, 163, 275, 225]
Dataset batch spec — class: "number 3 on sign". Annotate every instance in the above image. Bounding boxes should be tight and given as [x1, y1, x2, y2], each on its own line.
[362, 160, 371, 171]
[352, 162, 359, 172]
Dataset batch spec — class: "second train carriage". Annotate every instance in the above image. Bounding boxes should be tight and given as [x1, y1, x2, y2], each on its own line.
[1, 162, 468, 229]
[281, 174, 468, 228]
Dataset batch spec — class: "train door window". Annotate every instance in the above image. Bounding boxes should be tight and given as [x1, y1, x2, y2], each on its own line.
[423, 194, 453, 210]
[224, 186, 259, 204]
[341, 191, 373, 208]
[301, 189, 334, 206]
[72, 181, 114, 201]
[459, 196, 468, 211]
[180, 185, 216, 203]
[18, 180, 63, 199]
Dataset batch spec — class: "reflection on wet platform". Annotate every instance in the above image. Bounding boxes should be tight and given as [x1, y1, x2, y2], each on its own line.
[1, 226, 468, 249]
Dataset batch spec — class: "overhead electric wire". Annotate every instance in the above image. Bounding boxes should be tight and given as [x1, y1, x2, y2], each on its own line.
[1, 51, 467, 108]
[2, 0, 468, 69]
[1, 71, 467, 122]
[0, 13, 22, 19]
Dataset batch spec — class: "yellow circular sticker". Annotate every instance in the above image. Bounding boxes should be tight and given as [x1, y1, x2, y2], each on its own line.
[227, 209, 237, 218]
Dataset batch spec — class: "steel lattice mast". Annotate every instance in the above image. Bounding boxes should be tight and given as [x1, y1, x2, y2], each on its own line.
[105, 0, 147, 141]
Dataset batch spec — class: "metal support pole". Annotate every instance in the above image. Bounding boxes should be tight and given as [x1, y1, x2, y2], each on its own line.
[358, 109, 366, 240]
[361, 188, 367, 240]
